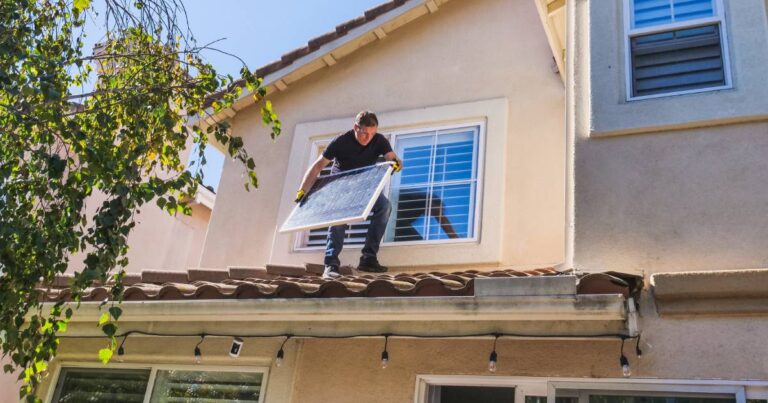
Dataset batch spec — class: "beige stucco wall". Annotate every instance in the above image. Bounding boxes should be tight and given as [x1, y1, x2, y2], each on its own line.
[0, 357, 20, 403]
[200, 0, 566, 270]
[569, 0, 768, 273]
[40, 327, 768, 402]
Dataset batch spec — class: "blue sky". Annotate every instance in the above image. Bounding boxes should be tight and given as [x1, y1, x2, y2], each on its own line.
[183, 0, 385, 191]
[78, 1, 384, 191]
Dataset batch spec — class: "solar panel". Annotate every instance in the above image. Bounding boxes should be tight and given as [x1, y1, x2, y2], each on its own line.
[279, 162, 394, 233]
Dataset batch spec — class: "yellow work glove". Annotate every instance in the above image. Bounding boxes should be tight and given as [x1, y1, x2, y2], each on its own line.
[391, 160, 402, 174]
[295, 189, 306, 203]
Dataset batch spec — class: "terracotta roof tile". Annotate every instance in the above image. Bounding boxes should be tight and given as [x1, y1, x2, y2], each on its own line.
[40, 267, 642, 302]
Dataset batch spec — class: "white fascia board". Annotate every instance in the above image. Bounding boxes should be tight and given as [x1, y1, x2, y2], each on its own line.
[193, 0, 438, 128]
[62, 294, 625, 324]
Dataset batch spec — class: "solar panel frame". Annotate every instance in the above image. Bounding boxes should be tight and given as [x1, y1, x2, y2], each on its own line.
[279, 162, 394, 233]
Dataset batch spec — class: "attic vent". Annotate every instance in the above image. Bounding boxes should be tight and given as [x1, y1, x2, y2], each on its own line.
[630, 24, 726, 98]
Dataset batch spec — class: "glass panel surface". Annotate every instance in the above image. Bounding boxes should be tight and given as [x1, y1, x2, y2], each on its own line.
[52, 368, 150, 403]
[149, 370, 263, 403]
[590, 395, 735, 403]
[632, 0, 714, 28]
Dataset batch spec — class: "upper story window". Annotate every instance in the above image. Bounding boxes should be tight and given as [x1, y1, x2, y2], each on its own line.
[295, 123, 482, 249]
[626, 0, 731, 100]
[384, 124, 481, 244]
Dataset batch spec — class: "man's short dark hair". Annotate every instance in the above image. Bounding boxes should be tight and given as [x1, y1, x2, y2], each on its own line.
[355, 110, 378, 127]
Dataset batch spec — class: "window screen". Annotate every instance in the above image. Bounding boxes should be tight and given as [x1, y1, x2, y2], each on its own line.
[386, 126, 479, 243]
[630, 24, 725, 97]
[51, 368, 150, 403]
[149, 370, 263, 402]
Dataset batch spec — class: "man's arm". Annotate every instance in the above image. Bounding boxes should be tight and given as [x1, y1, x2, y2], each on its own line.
[298, 155, 331, 195]
[431, 199, 459, 239]
[383, 151, 402, 172]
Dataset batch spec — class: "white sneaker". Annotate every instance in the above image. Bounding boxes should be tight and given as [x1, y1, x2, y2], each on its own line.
[322, 265, 341, 279]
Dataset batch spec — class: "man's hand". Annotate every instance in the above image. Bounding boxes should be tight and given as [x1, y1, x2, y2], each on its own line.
[391, 159, 403, 174]
[295, 189, 306, 203]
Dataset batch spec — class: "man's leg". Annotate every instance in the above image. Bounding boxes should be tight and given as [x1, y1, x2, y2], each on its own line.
[361, 194, 392, 261]
[324, 224, 347, 268]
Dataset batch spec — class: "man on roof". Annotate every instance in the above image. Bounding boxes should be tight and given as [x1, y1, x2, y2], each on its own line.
[296, 110, 402, 279]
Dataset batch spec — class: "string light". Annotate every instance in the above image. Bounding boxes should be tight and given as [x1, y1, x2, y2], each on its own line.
[117, 335, 127, 362]
[488, 334, 499, 373]
[194, 335, 205, 364]
[619, 338, 631, 377]
[380, 335, 390, 369]
[275, 336, 291, 367]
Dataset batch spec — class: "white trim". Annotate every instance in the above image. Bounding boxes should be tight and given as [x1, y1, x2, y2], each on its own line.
[415, 375, 768, 403]
[623, 0, 732, 102]
[47, 361, 269, 403]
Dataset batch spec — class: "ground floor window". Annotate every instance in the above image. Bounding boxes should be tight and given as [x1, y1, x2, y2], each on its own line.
[49, 365, 266, 403]
[417, 376, 767, 403]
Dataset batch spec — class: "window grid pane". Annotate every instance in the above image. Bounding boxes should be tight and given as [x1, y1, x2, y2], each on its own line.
[52, 368, 151, 403]
[388, 126, 478, 243]
[149, 369, 263, 402]
[632, 0, 714, 28]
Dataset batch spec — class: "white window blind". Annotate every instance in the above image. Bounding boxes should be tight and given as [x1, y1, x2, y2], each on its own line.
[386, 126, 479, 243]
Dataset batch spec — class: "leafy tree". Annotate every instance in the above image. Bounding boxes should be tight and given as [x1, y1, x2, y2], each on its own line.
[0, 0, 280, 400]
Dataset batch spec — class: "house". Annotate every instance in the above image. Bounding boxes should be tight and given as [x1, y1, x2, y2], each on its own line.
[6, 0, 768, 401]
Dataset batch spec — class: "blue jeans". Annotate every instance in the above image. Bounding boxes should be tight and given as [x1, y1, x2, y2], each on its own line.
[324, 194, 392, 267]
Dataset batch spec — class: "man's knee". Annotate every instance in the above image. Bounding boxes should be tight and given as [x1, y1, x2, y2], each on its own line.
[379, 196, 392, 217]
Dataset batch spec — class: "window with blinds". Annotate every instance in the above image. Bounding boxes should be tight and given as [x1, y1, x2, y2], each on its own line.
[50, 367, 265, 403]
[626, 0, 729, 99]
[385, 125, 479, 243]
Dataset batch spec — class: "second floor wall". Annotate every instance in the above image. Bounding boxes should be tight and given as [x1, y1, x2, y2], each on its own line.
[198, 0, 567, 271]
[568, 0, 768, 273]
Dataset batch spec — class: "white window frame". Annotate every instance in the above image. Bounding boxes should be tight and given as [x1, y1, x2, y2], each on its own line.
[382, 121, 485, 247]
[623, 0, 732, 101]
[415, 375, 768, 403]
[293, 121, 486, 250]
[45, 362, 269, 403]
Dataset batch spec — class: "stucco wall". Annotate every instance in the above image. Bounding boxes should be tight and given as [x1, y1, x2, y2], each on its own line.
[200, 0, 566, 270]
[0, 356, 20, 403]
[588, 0, 768, 136]
[569, 0, 768, 273]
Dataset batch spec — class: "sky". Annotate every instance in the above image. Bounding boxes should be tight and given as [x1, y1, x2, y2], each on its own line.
[79, 0, 385, 191]
[181, 1, 383, 191]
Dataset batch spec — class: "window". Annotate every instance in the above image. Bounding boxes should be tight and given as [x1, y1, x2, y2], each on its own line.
[417, 376, 764, 403]
[50, 366, 266, 403]
[625, 0, 730, 99]
[385, 124, 481, 244]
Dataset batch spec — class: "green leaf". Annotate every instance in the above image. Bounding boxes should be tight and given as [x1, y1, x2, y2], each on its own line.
[73, 0, 91, 13]
[102, 323, 117, 337]
[109, 306, 122, 321]
[98, 313, 109, 326]
[98, 348, 113, 365]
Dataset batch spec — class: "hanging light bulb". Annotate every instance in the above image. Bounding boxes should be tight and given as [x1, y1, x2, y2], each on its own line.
[380, 350, 389, 369]
[117, 335, 127, 363]
[635, 335, 643, 359]
[275, 336, 290, 367]
[194, 335, 205, 364]
[488, 334, 499, 373]
[276, 348, 284, 367]
[488, 351, 498, 373]
[620, 354, 631, 377]
[380, 335, 390, 369]
[619, 337, 630, 377]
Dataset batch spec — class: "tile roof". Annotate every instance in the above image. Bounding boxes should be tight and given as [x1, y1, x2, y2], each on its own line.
[39, 265, 640, 302]
[203, 0, 409, 107]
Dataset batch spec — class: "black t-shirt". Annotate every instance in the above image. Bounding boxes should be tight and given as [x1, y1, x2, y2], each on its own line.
[322, 130, 393, 173]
